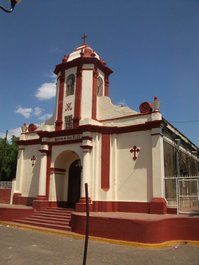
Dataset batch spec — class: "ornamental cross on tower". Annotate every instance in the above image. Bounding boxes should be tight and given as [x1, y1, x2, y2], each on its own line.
[81, 33, 88, 44]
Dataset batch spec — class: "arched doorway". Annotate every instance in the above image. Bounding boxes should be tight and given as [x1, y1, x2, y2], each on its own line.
[67, 159, 81, 208]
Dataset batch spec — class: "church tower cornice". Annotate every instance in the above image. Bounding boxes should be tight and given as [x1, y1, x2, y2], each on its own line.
[54, 56, 113, 77]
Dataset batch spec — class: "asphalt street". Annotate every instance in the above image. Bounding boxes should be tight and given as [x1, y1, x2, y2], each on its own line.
[0, 224, 199, 265]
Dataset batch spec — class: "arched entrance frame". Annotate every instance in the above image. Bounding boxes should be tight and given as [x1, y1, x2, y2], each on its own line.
[49, 148, 82, 208]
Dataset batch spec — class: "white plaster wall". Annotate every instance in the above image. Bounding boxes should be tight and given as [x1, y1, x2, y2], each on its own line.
[89, 130, 153, 202]
[112, 131, 152, 202]
[81, 70, 93, 119]
[97, 69, 105, 96]
[90, 133, 101, 201]
[151, 129, 165, 198]
[97, 96, 138, 121]
[19, 145, 41, 197]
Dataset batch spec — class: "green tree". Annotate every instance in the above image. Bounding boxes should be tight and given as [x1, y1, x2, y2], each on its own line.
[0, 136, 19, 181]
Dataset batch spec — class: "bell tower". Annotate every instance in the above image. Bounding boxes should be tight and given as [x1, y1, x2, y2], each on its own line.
[54, 37, 113, 131]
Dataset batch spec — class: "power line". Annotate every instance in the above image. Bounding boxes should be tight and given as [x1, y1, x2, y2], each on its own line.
[170, 120, 199, 124]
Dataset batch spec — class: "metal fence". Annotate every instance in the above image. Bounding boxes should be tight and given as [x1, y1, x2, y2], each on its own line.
[177, 177, 199, 214]
[0, 181, 12, 189]
[165, 176, 199, 214]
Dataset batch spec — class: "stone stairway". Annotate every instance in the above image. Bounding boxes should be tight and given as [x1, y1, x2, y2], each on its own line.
[13, 208, 73, 231]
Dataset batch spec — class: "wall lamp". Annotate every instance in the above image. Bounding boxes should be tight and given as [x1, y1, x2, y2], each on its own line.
[0, 0, 21, 13]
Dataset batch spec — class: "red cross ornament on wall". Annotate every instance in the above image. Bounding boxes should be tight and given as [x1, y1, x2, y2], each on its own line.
[31, 155, 36, 166]
[130, 146, 140, 161]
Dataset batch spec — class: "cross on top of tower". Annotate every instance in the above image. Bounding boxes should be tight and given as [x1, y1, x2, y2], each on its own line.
[81, 33, 88, 45]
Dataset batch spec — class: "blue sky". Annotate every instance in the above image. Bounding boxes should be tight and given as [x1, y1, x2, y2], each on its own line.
[0, 0, 199, 146]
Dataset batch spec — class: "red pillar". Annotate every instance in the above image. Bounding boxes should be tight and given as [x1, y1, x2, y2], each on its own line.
[92, 67, 98, 119]
[73, 67, 82, 128]
[101, 133, 110, 191]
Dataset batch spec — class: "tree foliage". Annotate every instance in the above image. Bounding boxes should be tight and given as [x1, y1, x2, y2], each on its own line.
[0, 136, 19, 181]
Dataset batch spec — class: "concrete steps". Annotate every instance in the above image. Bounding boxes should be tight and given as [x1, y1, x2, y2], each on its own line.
[14, 208, 73, 231]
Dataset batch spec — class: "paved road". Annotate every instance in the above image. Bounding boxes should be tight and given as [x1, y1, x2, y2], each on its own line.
[0, 224, 199, 265]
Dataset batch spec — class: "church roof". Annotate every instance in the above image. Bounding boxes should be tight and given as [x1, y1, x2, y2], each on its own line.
[54, 42, 112, 75]
[66, 44, 101, 62]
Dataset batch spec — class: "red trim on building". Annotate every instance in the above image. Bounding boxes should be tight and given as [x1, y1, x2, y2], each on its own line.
[32, 198, 49, 211]
[80, 145, 93, 150]
[46, 146, 52, 200]
[16, 139, 41, 146]
[16, 120, 164, 147]
[0, 189, 11, 204]
[82, 136, 92, 141]
[92, 67, 98, 119]
[0, 207, 34, 221]
[50, 168, 66, 173]
[104, 75, 109, 96]
[55, 73, 65, 131]
[35, 120, 163, 139]
[54, 57, 113, 78]
[76, 200, 150, 213]
[13, 193, 35, 206]
[74, 66, 82, 128]
[150, 197, 167, 214]
[101, 134, 110, 191]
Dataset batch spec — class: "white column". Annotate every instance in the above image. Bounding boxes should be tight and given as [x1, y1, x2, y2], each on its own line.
[14, 147, 24, 193]
[37, 152, 47, 197]
[151, 127, 165, 197]
[80, 149, 91, 198]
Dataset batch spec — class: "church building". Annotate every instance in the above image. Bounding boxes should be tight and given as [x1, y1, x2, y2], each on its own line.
[11, 39, 199, 215]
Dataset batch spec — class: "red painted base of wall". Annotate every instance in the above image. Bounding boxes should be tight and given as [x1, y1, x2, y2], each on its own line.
[11, 196, 177, 215]
[71, 213, 199, 243]
[13, 193, 35, 206]
[48, 201, 68, 208]
[0, 207, 34, 221]
[32, 197, 49, 211]
[76, 199, 168, 214]
[149, 197, 167, 214]
[0, 189, 11, 204]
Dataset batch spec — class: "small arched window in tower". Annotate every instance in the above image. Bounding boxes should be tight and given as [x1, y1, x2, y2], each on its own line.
[97, 76, 103, 96]
[66, 74, 75, 96]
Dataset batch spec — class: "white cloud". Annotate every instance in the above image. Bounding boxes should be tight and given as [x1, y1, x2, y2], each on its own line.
[34, 107, 43, 117]
[38, 114, 52, 121]
[35, 82, 56, 100]
[15, 106, 32, 118]
[0, 128, 21, 141]
[8, 128, 21, 138]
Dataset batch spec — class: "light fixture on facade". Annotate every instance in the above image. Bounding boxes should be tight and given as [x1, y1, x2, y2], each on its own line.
[0, 0, 21, 13]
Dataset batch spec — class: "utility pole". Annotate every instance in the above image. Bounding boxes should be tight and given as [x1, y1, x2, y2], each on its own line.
[0, 130, 8, 181]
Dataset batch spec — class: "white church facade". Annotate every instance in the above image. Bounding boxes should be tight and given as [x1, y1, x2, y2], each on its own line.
[11, 40, 199, 214]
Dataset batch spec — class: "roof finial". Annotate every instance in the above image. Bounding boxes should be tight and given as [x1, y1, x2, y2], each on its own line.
[81, 33, 88, 45]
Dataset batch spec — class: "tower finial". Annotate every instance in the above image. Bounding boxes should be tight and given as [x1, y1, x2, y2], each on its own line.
[81, 33, 88, 45]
